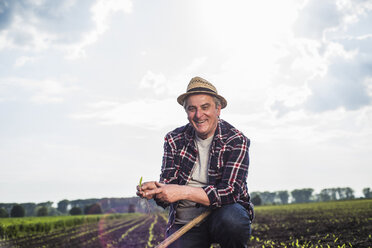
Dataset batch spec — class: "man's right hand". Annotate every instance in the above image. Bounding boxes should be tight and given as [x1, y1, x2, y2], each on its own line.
[136, 181, 159, 200]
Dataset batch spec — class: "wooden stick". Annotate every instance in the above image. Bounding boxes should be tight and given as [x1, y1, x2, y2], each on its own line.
[155, 209, 212, 248]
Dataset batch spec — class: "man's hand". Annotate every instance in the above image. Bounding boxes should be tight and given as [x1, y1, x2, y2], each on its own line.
[136, 181, 158, 200]
[149, 182, 184, 203]
[137, 181, 211, 206]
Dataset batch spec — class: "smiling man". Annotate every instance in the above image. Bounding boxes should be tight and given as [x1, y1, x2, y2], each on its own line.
[137, 76, 254, 248]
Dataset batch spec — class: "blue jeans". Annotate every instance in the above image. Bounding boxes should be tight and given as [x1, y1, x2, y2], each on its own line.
[167, 203, 252, 248]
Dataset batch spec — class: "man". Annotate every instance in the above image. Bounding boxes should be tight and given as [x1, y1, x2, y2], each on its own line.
[137, 76, 253, 248]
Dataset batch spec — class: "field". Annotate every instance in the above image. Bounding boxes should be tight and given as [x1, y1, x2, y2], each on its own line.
[0, 213, 167, 248]
[250, 199, 372, 247]
[0, 199, 371, 248]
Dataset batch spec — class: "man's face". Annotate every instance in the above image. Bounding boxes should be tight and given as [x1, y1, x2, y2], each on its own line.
[185, 94, 221, 139]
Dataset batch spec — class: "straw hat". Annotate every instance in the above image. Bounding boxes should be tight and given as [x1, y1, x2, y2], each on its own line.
[177, 77, 227, 109]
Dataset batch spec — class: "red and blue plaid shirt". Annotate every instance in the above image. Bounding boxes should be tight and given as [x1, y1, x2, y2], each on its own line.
[156, 119, 253, 230]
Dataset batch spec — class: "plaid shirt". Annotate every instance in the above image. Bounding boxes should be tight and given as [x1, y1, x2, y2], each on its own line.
[156, 119, 253, 231]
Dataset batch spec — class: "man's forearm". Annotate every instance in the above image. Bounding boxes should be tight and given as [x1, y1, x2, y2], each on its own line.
[148, 182, 211, 206]
[182, 186, 210, 206]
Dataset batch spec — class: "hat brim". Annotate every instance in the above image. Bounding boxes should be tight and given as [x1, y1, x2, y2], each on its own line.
[177, 91, 227, 109]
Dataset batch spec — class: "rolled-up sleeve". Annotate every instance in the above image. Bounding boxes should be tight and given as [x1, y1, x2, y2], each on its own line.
[155, 134, 180, 209]
[159, 134, 179, 184]
[203, 135, 250, 208]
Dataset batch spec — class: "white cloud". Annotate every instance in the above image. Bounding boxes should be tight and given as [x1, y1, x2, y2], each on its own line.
[66, 0, 132, 59]
[14, 56, 38, 67]
[0, 0, 133, 59]
[268, 85, 311, 108]
[0, 16, 58, 51]
[0, 77, 79, 104]
[139, 71, 167, 95]
[184, 57, 208, 75]
[366, 77, 372, 98]
[71, 98, 185, 129]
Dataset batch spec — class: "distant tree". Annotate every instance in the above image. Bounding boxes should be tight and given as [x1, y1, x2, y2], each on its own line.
[363, 188, 372, 198]
[10, 204, 25, 217]
[260, 191, 277, 205]
[277, 191, 289, 204]
[0, 208, 9, 218]
[336, 188, 346, 199]
[251, 194, 262, 206]
[20, 203, 36, 216]
[70, 199, 99, 210]
[344, 187, 354, 199]
[291, 188, 314, 203]
[69, 207, 82, 215]
[330, 188, 337, 200]
[36, 206, 48, 216]
[319, 189, 332, 201]
[128, 204, 136, 213]
[38, 201, 53, 208]
[69, 199, 85, 209]
[318, 187, 355, 201]
[84, 203, 103, 215]
[100, 198, 111, 211]
[48, 207, 62, 216]
[57, 200, 69, 214]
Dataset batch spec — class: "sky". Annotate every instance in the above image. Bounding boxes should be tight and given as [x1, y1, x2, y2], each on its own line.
[0, 0, 371, 204]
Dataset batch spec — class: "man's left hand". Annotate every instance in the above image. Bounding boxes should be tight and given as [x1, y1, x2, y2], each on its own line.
[148, 182, 183, 203]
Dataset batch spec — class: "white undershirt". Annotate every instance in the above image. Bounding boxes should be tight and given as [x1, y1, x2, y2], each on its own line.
[188, 134, 213, 187]
[175, 134, 213, 224]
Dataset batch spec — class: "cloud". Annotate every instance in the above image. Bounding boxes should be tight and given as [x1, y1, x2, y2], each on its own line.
[66, 0, 132, 59]
[70, 98, 186, 129]
[0, 1, 13, 31]
[294, 0, 372, 40]
[0, 1, 90, 50]
[294, 0, 342, 40]
[14, 56, 38, 67]
[270, 0, 372, 115]
[138, 57, 209, 98]
[0, 0, 132, 58]
[0, 77, 79, 104]
[305, 59, 372, 112]
[139, 71, 167, 95]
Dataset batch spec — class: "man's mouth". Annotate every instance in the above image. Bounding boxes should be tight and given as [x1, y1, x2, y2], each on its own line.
[195, 120, 206, 124]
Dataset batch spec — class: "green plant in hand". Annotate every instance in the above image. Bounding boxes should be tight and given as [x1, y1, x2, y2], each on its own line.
[139, 176, 143, 188]
[138, 176, 151, 213]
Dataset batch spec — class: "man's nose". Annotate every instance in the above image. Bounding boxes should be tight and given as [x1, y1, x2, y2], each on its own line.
[195, 108, 203, 119]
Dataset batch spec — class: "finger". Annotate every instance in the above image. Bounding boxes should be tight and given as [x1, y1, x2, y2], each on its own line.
[155, 181, 164, 188]
[147, 187, 162, 197]
[145, 193, 153, 200]
[136, 191, 144, 199]
[142, 191, 155, 200]
[141, 181, 154, 190]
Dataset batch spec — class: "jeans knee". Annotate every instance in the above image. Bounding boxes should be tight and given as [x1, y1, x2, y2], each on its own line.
[210, 203, 251, 237]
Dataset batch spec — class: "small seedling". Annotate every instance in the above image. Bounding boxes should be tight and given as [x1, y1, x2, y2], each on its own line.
[138, 176, 151, 213]
[139, 176, 143, 188]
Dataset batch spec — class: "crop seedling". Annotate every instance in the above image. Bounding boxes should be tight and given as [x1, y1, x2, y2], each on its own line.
[139, 177, 143, 188]
[139, 176, 151, 213]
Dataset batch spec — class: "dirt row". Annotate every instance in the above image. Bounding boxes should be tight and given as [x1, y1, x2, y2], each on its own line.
[0, 213, 167, 248]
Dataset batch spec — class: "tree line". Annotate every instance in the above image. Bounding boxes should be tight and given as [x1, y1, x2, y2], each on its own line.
[250, 187, 372, 206]
[0, 197, 162, 218]
[1, 187, 371, 218]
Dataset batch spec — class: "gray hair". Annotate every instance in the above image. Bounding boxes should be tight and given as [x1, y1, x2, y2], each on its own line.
[183, 95, 221, 110]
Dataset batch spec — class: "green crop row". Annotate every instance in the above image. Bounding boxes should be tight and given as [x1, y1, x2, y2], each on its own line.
[0, 213, 140, 239]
